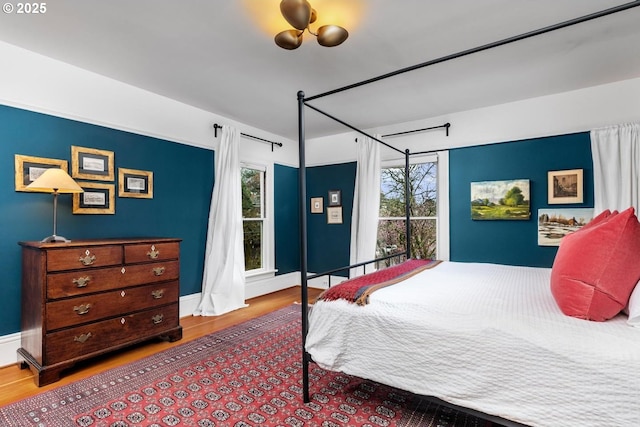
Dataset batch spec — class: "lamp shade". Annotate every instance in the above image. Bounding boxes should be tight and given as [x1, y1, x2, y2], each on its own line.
[26, 168, 84, 194]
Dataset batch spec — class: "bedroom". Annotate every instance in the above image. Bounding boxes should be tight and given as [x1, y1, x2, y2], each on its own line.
[0, 1, 639, 425]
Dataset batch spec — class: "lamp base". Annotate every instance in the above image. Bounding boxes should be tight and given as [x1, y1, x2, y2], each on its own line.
[41, 235, 71, 243]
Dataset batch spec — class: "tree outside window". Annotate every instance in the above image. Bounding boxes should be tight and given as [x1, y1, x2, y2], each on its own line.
[377, 162, 437, 266]
[241, 167, 264, 271]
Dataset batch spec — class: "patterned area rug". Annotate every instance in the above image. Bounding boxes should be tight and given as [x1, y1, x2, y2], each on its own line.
[0, 305, 490, 427]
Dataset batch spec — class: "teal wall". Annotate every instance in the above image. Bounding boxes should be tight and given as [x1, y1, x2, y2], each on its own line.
[449, 132, 594, 267]
[306, 162, 357, 276]
[0, 105, 214, 335]
[274, 164, 300, 274]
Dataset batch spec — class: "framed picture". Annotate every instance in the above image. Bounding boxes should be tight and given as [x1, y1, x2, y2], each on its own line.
[73, 182, 115, 214]
[119, 167, 153, 199]
[328, 190, 341, 206]
[548, 169, 583, 204]
[311, 197, 323, 213]
[71, 146, 115, 181]
[538, 208, 594, 246]
[471, 179, 531, 220]
[14, 154, 68, 192]
[327, 206, 343, 224]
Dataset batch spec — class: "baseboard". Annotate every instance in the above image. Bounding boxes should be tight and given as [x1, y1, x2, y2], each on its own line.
[307, 274, 348, 290]
[0, 332, 21, 368]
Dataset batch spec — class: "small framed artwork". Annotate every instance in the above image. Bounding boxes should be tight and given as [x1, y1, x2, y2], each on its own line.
[548, 169, 583, 204]
[538, 208, 594, 246]
[328, 190, 341, 206]
[71, 146, 115, 181]
[311, 197, 323, 213]
[327, 206, 343, 224]
[119, 167, 153, 199]
[14, 154, 68, 192]
[73, 182, 115, 214]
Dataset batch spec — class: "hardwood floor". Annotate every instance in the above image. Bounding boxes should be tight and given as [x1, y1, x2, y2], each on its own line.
[0, 286, 322, 407]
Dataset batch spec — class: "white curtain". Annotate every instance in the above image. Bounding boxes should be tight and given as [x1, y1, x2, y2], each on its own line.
[194, 125, 247, 316]
[590, 123, 640, 215]
[349, 134, 381, 277]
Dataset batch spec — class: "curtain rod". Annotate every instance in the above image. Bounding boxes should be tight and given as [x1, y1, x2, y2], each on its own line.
[213, 124, 283, 151]
[305, 0, 640, 102]
[382, 122, 450, 138]
[355, 122, 450, 145]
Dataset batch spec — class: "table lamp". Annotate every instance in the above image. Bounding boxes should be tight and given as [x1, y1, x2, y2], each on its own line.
[26, 168, 84, 243]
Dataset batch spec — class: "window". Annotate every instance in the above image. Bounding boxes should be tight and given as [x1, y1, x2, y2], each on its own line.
[241, 166, 265, 272]
[378, 158, 438, 265]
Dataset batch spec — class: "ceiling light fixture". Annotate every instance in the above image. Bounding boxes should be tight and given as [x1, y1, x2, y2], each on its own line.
[275, 0, 348, 50]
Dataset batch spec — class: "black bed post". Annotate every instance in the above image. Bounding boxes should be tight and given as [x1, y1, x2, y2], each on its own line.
[297, 90, 311, 403]
[404, 149, 411, 260]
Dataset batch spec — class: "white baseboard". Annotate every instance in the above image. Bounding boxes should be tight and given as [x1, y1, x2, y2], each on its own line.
[307, 274, 348, 290]
[0, 332, 21, 368]
[0, 272, 308, 368]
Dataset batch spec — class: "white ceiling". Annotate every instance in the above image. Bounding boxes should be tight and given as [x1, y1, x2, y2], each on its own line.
[0, 0, 639, 140]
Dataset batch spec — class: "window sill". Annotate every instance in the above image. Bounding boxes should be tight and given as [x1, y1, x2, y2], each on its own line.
[245, 269, 278, 282]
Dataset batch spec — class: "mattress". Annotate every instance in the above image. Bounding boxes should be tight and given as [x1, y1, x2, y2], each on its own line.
[305, 261, 640, 427]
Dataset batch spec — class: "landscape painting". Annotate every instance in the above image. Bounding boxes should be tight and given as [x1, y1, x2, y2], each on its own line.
[471, 179, 530, 220]
[538, 208, 594, 246]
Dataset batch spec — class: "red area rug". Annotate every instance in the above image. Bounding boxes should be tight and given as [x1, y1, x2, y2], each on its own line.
[0, 305, 489, 426]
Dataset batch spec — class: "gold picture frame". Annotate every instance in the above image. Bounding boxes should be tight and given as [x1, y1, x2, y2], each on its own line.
[548, 169, 583, 204]
[311, 197, 323, 213]
[71, 145, 115, 181]
[14, 154, 68, 192]
[119, 167, 153, 199]
[73, 182, 115, 214]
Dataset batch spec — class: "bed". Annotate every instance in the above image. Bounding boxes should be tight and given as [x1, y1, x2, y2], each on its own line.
[295, 3, 640, 427]
[305, 260, 640, 427]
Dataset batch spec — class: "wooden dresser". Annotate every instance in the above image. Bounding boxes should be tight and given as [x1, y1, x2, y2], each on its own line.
[18, 237, 183, 386]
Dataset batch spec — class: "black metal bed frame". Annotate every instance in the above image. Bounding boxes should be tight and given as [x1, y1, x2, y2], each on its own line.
[296, 2, 640, 426]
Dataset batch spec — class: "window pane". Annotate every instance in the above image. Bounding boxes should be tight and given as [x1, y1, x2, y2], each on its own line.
[243, 220, 262, 270]
[380, 163, 437, 216]
[241, 168, 262, 219]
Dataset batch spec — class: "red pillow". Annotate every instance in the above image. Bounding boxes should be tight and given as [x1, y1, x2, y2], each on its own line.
[550, 207, 640, 321]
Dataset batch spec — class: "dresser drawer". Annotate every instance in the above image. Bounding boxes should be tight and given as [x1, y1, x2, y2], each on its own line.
[47, 266, 125, 300]
[122, 260, 179, 286]
[45, 303, 179, 365]
[124, 241, 179, 264]
[47, 245, 123, 272]
[46, 281, 180, 331]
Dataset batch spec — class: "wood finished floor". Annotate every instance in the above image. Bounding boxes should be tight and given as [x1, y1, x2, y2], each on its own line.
[0, 286, 322, 407]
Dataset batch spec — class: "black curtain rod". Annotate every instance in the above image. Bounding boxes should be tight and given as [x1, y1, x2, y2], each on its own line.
[213, 123, 283, 151]
[382, 122, 450, 138]
[305, 0, 640, 102]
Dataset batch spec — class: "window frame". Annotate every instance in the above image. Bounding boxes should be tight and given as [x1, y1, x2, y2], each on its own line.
[379, 152, 449, 261]
[240, 162, 274, 276]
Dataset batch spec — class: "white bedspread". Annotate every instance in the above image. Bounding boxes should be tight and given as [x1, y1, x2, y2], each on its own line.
[305, 261, 640, 427]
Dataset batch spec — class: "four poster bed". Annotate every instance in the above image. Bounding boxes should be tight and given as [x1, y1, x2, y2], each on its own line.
[297, 3, 640, 427]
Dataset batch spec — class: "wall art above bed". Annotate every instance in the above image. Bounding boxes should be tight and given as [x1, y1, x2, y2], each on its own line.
[537, 208, 594, 246]
[470, 179, 530, 220]
[548, 168, 583, 204]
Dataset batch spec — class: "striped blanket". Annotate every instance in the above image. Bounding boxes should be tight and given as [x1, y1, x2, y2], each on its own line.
[317, 259, 441, 305]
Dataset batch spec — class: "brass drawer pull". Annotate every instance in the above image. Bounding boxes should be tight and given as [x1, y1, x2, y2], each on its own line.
[152, 266, 165, 276]
[72, 276, 91, 288]
[74, 332, 92, 343]
[74, 304, 91, 315]
[151, 289, 165, 299]
[152, 314, 164, 324]
[79, 250, 96, 266]
[147, 245, 160, 259]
